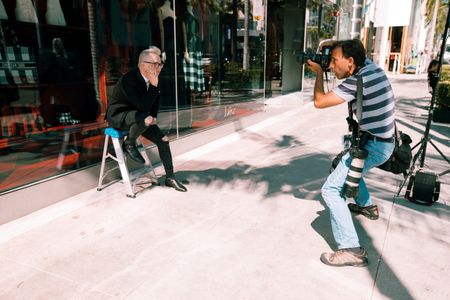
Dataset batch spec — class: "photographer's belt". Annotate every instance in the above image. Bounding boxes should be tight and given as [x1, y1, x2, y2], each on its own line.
[367, 134, 394, 143]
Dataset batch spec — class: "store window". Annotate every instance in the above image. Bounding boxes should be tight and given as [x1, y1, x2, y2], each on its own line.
[96, 0, 266, 138]
[0, 0, 266, 194]
[185, 0, 266, 134]
[303, 0, 337, 91]
[0, 0, 103, 193]
[264, 0, 283, 97]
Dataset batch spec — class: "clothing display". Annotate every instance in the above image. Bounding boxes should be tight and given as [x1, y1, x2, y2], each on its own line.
[183, 12, 205, 92]
[15, 0, 38, 23]
[0, 0, 8, 20]
[159, 16, 188, 107]
[130, 5, 150, 47]
[185, 9, 202, 52]
[110, 0, 128, 45]
[158, 0, 174, 20]
[46, 0, 66, 26]
[183, 51, 204, 92]
[59, 0, 85, 27]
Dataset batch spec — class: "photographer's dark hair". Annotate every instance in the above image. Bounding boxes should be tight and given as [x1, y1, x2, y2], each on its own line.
[331, 39, 366, 70]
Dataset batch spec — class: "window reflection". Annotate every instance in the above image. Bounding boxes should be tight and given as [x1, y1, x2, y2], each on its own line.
[303, 1, 338, 90]
[0, 0, 101, 192]
[0, 0, 267, 194]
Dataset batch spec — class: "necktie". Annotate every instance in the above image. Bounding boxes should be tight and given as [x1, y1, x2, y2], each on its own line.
[146, 81, 150, 91]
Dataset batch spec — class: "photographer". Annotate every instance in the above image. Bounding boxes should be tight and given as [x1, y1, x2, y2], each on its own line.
[307, 39, 395, 267]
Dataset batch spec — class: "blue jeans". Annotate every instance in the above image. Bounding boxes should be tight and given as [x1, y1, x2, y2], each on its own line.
[321, 140, 395, 249]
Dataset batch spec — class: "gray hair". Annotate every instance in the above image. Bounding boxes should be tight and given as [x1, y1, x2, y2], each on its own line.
[139, 46, 161, 64]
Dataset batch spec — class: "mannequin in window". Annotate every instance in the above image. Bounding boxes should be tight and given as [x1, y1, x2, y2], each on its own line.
[108, 0, 131, 79]
[156, 0, 189, 108]
[157, 0, 173, 63]
[157, 0, 188, 62]
[52, 37, 71, 75]
[15, 0, 38, 23]
[0, 0, 8, 19]
[39, 38, 97, 126]
[183, 0, 205, 100]
[46, 0, 66, 26]
[129, 0, 151, 63]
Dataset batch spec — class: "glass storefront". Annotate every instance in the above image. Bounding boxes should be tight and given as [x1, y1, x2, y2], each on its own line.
[0, 0, 268, 194]
[302, 0, 338, 91]
[264, 0, 337, 96]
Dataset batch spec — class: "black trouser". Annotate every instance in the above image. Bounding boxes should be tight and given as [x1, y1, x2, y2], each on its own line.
[121, 111, 174, 178]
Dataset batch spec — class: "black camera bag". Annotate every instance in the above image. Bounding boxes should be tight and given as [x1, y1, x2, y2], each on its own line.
[377, 130, 412, 174]
[405, 170, 440, 205]
[330, 129, 412, 175]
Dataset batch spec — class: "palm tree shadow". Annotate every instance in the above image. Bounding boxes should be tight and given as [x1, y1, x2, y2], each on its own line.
[174, 135, 415, 299]
[176, 152, 331, 198]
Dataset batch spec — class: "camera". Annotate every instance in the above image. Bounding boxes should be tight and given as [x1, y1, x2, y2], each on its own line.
[295, 46, 332, 71]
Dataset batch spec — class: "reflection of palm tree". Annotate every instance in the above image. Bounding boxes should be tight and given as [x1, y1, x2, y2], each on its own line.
[206, 0, 253, 67]
[305, 1, 337, 50]
[243, 0, 249, 69]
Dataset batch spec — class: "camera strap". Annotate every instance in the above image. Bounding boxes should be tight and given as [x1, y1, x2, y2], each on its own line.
[350, 74, 400, 147]
[356, 74, 363, 121]
[347, 74, 363, 148]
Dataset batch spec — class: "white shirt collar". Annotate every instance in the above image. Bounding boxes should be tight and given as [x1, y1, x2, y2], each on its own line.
[140, 71, 149, 85]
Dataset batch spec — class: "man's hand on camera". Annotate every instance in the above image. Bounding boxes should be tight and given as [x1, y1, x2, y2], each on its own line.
[307, 59, 323, 75]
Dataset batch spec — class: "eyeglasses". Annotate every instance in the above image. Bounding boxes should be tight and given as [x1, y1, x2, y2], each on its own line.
[143, 61, 164, 68]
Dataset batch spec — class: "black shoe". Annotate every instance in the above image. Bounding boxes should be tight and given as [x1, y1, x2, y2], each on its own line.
[165, 178, 187, 192]
[122, 140, 145, 164]
[348, 203, 379, 220]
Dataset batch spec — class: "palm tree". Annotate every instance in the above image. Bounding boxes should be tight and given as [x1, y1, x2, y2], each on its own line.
[426, 0, 448, 55]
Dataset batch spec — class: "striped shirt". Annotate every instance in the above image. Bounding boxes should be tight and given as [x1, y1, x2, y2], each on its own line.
[332, 60, 395, 139]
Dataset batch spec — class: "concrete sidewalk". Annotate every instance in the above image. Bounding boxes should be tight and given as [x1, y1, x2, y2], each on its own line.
[0, 74, 449, 299]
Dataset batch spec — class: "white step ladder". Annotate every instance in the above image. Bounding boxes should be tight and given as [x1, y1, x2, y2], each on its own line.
[97, 127, 158, 198]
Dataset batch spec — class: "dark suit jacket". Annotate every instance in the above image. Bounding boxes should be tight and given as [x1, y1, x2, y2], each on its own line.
[106, 68, 160, 129]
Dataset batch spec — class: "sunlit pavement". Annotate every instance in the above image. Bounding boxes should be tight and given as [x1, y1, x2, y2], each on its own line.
[0, 73, 449, 299]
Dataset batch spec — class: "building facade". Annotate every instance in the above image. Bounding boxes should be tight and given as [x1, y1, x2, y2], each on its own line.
[359, 0, 437, 75]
